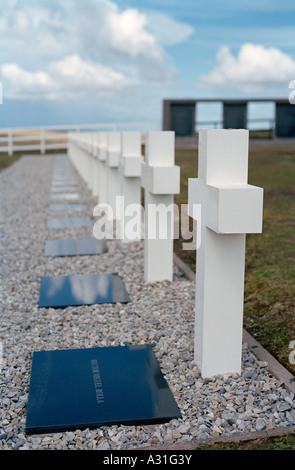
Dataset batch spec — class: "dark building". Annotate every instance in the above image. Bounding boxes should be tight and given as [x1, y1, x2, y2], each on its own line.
[163, 99, 295, 144]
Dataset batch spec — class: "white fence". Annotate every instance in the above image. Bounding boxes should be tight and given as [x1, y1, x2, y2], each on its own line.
[0, 122, 159, 156]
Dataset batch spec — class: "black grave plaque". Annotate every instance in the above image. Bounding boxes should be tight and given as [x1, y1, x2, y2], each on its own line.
[52, 175, 74, 181]
[52, 180, 76, 184]
[25, 345, 182, 435]
[44, 238, 107, 257]
[51, 193, 80, 200]
[51, 187, 78, 193]
[52, 179, 76, 185]
[49, 203, 85, 212]
[47, 217, 90, 229]
[39, 273, 130, 308]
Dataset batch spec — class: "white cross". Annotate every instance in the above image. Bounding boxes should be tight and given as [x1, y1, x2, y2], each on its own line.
[96, 132, 108, 206]
[188, 129, 264, 378]
[142, 131, 180, 283]
[91, 132, 101, 201]
[119, 132, 143, 242]
[106, 132, 121, 217]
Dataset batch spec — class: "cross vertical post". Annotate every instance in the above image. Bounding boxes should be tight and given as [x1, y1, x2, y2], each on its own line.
[106, 132, 121, 219]
[92, 132, 100, 201]
[119, 132, 143, 242]
[142, 131, 180, 283]
[88, 132, 95, 195]
[188, 129, 264, 378]
[97, 132, 108, 206]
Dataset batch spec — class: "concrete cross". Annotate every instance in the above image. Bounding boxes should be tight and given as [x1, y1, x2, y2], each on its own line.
[142, 131, 180, 283]
[91, 132, 101, 201]
[96, 132, 108, 206]
[106, 132, 121, 217]
[188, 129, 264, 378]
[119, 132, 143, 242]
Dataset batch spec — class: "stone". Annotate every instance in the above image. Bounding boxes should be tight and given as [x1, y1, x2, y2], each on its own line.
[255, 418, 267, 432]
[278, 403, 292, 412]
[38, 273, 130, 308]
[25, 345, 181, 435]
[172, 430, 182, 439]
[49, 203, 85, 212]
[51, 193, 80, 200]
[44, 238, 107, 257]
[47, 217, 90, 229]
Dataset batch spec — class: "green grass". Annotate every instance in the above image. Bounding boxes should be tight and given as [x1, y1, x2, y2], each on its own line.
[194, 433, 295, 450]
[244, 145, 295, 375]
[0, 153, 23, 171]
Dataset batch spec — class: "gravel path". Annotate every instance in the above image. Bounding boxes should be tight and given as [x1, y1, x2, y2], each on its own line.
[0, 154, 294, 450]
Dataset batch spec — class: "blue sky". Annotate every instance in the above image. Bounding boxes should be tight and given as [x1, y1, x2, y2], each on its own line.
[0, 0, 295, 129]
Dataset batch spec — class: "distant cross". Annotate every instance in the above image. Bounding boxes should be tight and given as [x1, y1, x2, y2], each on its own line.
[189, 129, 263, 378]
[119, 132, 142, 242]
[96, 132, 108, 205]
[106, 132, 121, 217]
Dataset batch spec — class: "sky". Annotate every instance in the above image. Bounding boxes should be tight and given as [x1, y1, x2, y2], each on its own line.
[0, 0, 295, 129]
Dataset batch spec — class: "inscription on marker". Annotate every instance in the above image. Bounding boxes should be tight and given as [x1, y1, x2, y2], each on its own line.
[91, 359, 104, 404]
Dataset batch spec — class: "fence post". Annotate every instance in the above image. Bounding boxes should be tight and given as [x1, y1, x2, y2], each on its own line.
[8, 130, 13, 156]
[40, 129, 46, 155]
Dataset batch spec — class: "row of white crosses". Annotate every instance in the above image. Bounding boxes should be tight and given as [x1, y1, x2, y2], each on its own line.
[68, 128, 264, 379]
[68, 130, 180, 283]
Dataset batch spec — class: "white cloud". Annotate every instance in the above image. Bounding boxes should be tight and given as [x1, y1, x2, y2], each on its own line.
[199, 43, 295, 93]
[0, 0, 194, 99]
[144, 10, 195, 46]
[108, 7, 162, 59]
[49, 55, 137, 94]
[1, 64, 58, 100]
[1, 55, 137, 100]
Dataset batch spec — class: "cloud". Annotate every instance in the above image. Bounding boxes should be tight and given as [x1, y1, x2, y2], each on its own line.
[144, 10, 195, 46]
[198, 43, 295, 93]
[1, 64, 58, 100]
[108, 7, 161, 59]
[1, 55, 138, 100]
[0, 0, 194, 99]
[0, 0, 191, 83]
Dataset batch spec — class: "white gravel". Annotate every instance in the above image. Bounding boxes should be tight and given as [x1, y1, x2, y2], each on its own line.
[0, 154, 294, 450]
